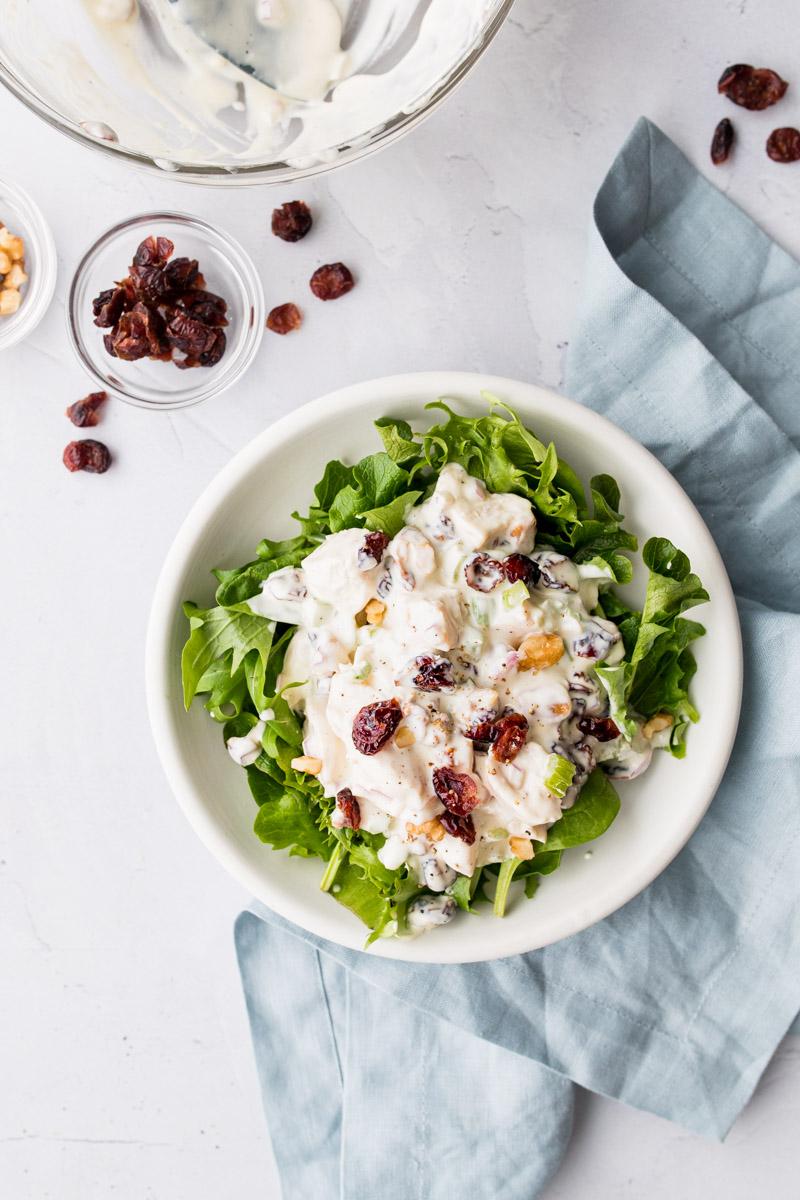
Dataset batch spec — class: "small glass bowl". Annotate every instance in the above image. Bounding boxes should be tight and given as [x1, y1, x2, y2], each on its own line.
[0, 177, 56, 352]
[67, 212, 264, 410]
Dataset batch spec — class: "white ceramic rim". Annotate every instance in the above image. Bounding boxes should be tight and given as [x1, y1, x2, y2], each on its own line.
[66, 210, 265, 410]
[0, 175, 56, 351]
[145, 371, 743, 962]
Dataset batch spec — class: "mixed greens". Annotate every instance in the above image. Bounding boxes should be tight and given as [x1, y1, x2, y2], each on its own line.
[181, 399, 708, 940]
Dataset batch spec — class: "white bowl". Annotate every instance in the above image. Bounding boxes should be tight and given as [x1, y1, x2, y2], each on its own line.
[146, 372, 742, 963]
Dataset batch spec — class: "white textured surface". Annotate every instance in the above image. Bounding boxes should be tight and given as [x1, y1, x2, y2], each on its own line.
[2, 1, 799, 1196]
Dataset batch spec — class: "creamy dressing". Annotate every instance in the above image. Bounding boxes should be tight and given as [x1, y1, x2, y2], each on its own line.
[246, 465, 647, 888]
[8, 0, 500, 169]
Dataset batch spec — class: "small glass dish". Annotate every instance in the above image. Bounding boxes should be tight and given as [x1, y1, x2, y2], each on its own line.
[0, 177, 57, 352]
[67, 212, 264, 410]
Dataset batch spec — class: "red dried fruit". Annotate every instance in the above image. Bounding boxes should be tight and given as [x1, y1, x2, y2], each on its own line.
[358, 530, 390, 569]
[66, 390, 108, 427]
[163, 256, 200, 294]
[710, 118, 735, 165]
[111, 305, 158, 361]
[266, 302, 303, 335]
[411, 655, 455, 692]
[464, 718, 497, 744]
[92, 286, 128, 328]
[335, 787, 361, 831]
[271, 200, 313, 243]
[352, 698, 403, 755]
[491, 712, 529, 763]
[439, 810, 476, 845]
[718, 64, 788, 110]
[502, 553, 541, 587]
[309, 262, 355, 301]
[133, 235, 174, 266]
[577, 716, 620, 742]
[432, 767, 480, 817]
[465, 553, 504, 592]
[766, 126, 800, 162]
[175, 289, 229, 327]
[62, 439, 111, 474]
[96, 234, 228, 371]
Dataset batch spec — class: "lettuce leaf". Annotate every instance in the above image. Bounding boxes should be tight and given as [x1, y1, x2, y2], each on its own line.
[597, 537, 708, 754]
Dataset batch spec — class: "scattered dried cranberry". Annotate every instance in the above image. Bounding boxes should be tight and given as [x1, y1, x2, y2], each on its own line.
[718, 64, 788, 110]
[412, 655, 454, 692]
[766, 126, 800, 162]
[432, 767, 480, 817]
[710, 117, 735, 165]
[358, 530, 390, 569]
[465, 553, 504, 592]
[335, 787, 361, 831]
[66, 391, 107, 427]
[352, 698, 403, 755]
[577, 716, 620, 743]
[271, 200, 313, 243]
[62, 439, 111, 474]
[266, 302, 303, 335]
[310, 262, 355, 301]
[502, 553, 541, 587]
[439, 810, 476, 845]
[491, 712, 529, 763]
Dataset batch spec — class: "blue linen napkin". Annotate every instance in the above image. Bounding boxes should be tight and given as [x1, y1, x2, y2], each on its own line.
[235, 118, 800, 1197]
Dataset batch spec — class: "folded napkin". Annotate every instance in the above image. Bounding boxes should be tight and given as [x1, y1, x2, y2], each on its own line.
[235, 118, 800, 1198]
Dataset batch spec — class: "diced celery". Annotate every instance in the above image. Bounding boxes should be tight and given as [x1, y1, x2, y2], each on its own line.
[502, 580, 530, 608]
[545, 754, 576, 798]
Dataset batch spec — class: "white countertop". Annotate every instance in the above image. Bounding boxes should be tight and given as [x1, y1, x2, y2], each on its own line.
[3, 1, 799, 1196]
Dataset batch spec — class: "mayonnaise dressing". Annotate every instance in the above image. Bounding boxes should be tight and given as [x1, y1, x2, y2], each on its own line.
[247, 464, 640, 887]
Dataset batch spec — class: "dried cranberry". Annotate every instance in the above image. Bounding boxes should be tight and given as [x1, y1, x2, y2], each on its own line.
[432, 767, 480, 817]
[577, 716, 620, 742]
[710, 117, 735, 165]
[128, 262, 168, 302]
[464, 553, 504, 592]
[502, 553, 541, 587]
[62, 439, 111, 474]
[272, 200, 313, 243]
[175, 289, 228, 327]
[357, 530, 390, 570]
[412, 655, 455, 692]
[266, 302, 302, 335]
[464, 718, 498, 744]
[309, 262, 355, 301]
[66, 391, 107, 427]
[163, 256, 200, 294]
[491, 712, 529, 763]
[133, 235, 174, 266]
[335, 787, 361, 831]
[166, 309, 224, 366]
[92, 286, 128, 329]
[103, 332, 117, 357]
[352, 698, 403, 755]
[766, 126, 800, 162]
[111, 306, 157, 361]
[198, 329, 227, 367]
[718, 64, 788, 111]
[439, 810, 476, 845]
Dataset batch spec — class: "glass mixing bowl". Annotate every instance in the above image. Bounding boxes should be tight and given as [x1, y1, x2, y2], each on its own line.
[0, 0, 514, 186]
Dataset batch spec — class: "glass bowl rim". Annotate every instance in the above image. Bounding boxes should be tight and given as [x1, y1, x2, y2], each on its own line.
[0, 0, 515, 187]
[66, 209, 265, 410]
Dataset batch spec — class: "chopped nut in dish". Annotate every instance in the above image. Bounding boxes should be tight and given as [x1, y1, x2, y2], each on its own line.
[0, 222, 27, 318]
